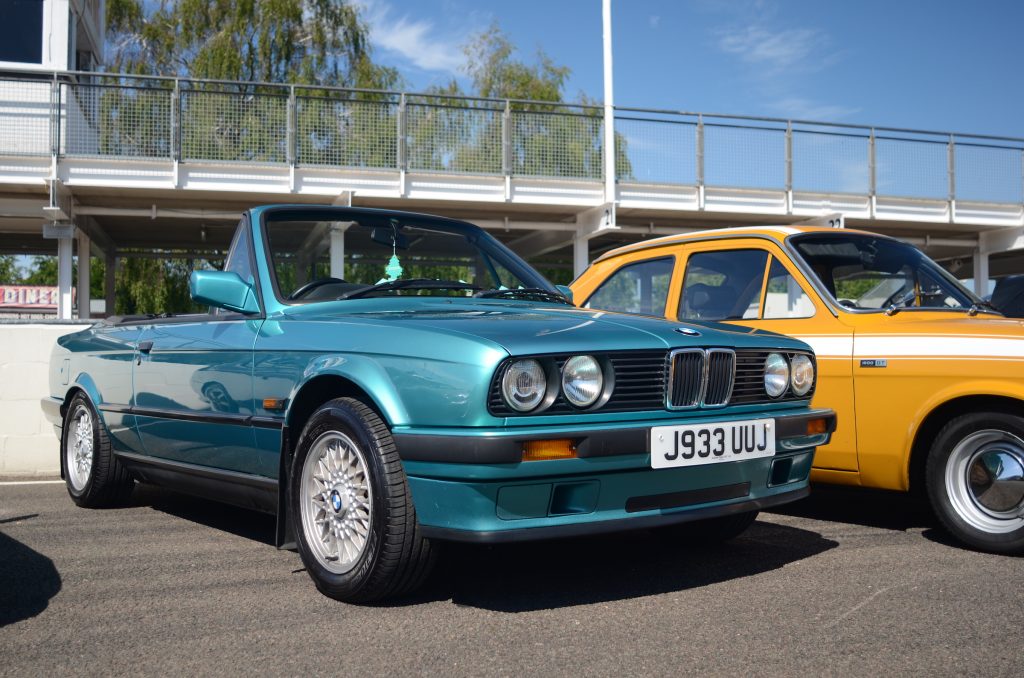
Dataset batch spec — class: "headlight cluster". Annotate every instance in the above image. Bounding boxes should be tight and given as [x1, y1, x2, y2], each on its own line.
[500, 355, 607, 412]
[763, 352, 814, 398]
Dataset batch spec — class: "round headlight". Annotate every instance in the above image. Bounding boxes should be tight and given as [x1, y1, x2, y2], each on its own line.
[790, 354, 814, 397]
[764, 353, 790, 398]
[561, 355, 604, 408]
[501, 359, 547, 412]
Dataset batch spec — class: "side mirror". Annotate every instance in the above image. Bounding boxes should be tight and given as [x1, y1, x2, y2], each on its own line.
[190, 270, 260, 315]
[555, 285, 574, 303]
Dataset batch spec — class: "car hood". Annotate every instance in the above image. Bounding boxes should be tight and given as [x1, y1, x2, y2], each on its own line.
[282, 298, 808, 356]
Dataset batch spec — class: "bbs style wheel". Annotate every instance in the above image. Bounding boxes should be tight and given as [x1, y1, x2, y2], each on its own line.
[62, 392, 134, 507]
[926, 412, 1024, 554]
[289, 397, 436, 602]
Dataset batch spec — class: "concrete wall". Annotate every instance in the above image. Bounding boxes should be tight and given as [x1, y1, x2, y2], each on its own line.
[0, 323, 85, 477]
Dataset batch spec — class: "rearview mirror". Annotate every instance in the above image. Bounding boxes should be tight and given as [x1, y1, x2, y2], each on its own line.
[190, 270, 260, 315]
[555, 285, 574, 303]
[371, 225, 409, 250]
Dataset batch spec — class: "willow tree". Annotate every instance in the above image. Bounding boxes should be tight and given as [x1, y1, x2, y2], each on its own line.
[416, 25, 631, 181]
[102, 0, 400, 164]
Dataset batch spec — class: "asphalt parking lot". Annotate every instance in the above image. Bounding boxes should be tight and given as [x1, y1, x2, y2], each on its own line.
[1, 480, 1022, 677]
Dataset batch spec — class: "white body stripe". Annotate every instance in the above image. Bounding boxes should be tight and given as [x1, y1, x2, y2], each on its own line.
[855, 335, 1024, 359]
[794, 336, 854, 358]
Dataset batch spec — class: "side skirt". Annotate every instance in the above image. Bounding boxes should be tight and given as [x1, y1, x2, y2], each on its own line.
[114, 451, 278, 515]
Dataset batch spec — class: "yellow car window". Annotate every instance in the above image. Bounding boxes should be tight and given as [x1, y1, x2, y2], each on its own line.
[762, 257, 816, 319]
[679, 250, 769, 321]
[584, 257, 673, 315]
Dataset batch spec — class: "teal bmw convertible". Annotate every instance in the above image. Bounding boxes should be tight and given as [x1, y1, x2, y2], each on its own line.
[42, 205, 835, 602]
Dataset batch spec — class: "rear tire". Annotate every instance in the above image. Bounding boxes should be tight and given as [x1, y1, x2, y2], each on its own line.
[62, 392, 134, 507]
[289, 397, 436, 602]
[926, 412, 1024, 554]
[660, 510, 758, 543]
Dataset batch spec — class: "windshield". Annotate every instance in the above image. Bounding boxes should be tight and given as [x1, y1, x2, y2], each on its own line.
[790, 233, 983, 312]
[262, 210, 563, 303]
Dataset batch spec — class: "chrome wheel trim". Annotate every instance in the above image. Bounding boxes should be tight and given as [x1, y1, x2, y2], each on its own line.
[299, 430, 373, 574]
[945, 429, 1024, 534]
[65, 404, 94, 491]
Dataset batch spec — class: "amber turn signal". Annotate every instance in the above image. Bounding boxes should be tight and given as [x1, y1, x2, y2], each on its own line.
[522, 439, 577, 461]
[806, 418, 828, 435]
[263, 398, 287, 411]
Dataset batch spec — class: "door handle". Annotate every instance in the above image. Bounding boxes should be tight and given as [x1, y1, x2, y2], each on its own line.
[137, 341, 153, 365]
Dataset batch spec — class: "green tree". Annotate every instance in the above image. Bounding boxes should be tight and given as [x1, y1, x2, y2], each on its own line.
[103, 0, 401, 164]
[106, 0, 398, 88]
[114, 256, 215, 315]
[20, 256, 107, 301]
[415, 24, 631, 181]
[0, 256, 19, 284]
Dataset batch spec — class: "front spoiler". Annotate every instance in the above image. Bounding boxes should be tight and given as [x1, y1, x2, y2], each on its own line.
[421, 484, 809, 543]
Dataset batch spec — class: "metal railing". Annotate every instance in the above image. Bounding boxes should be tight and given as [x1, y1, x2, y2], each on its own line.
[1, 70, 1023, 205]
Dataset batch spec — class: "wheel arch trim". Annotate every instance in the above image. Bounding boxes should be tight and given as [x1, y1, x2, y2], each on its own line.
[907, 389, 1024, 492]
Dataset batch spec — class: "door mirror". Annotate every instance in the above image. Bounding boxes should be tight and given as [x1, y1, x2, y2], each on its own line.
[555, 285, 574, 303]
[190, 271, 260, 315]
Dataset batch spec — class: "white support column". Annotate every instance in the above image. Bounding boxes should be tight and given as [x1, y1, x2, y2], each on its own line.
[105, 252, 116, 318]
[76, 229, 91, 319]
[330, 223, 352, 279]
[573, 236, 589, 278]
[602, 0, 616, 205]
[573, 203, 619, 277]
[973, 249, 990, 297]
[57, 236, 73, 320]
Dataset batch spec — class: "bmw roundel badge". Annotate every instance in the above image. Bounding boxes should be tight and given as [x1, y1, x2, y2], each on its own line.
[675, 327, 701, 337]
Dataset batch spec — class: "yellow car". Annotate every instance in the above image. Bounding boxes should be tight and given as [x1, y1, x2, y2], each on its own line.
[572, 225, 1024, 553]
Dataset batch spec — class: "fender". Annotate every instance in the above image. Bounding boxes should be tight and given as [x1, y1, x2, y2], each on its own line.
[899, 379, 1024, 488]
[285, 353, 409, 428]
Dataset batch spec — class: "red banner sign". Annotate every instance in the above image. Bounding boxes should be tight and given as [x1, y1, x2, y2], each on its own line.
[0, 285, 61, 309]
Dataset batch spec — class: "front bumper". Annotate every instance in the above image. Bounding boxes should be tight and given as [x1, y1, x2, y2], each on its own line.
[41, 396, 63, 437]
[395, 409, 834, 543]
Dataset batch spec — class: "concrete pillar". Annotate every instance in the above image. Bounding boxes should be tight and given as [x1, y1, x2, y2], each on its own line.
[57, 236, 73, 320]
[105, 252, 116, 317]
[330, 223, 351, 280]
[573, 235, 589, 278]
[973, 249, 990, 297]
[76, 230, 91, 319]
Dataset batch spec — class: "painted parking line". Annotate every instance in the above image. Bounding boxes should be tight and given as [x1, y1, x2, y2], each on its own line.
[0, 480, 64, 486]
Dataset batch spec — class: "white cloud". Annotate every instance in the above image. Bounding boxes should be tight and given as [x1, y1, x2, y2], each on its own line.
[716, 25, 826, 73]
[767, 97, 860, 121]
[357, 0, 466, 75]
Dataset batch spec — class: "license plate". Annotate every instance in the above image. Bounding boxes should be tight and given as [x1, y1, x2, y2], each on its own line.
[650, 419, 775, 469]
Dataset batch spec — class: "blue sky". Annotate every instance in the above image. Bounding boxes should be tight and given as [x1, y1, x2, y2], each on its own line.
[358, 0, 1024, 138]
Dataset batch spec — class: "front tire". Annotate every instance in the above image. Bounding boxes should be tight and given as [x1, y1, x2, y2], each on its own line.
[289, 398, 436, 602]
[926, 412, 1024, 554]
[62, 393, 134, 507]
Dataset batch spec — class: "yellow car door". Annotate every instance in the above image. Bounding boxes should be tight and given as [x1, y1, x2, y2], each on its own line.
[672, 241, 859, 475]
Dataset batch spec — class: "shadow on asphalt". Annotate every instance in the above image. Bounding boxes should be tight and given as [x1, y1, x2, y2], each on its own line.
[420, 521, 838, 612]
[768, 484, 935, 532]
[127, 484, 839, 611]
[0, 524, 62, 627]
[131, 484, 277, 545]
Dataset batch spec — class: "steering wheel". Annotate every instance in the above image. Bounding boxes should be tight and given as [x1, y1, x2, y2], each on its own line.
[838, 299, 860, 309]
[288, 277, 347, 300]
